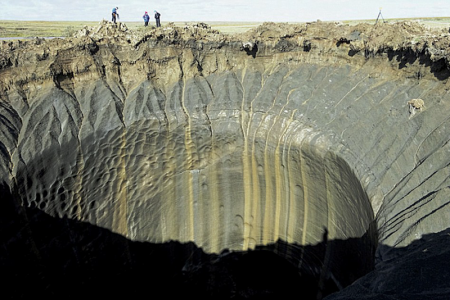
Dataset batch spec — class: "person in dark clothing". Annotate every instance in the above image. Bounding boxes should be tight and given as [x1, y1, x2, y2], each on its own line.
[154, 10, 161, 27]
[112, 7, 119, 24]
[143, 11, 150, 26]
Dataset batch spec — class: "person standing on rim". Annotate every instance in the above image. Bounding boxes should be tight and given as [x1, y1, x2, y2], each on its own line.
[112, 7, 119, 24]
[154, 10, 161, 27]
[143, 11, 150, 26]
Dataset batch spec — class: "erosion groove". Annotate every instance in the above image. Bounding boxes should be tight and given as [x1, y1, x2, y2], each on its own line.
[1, 20, 450, 299]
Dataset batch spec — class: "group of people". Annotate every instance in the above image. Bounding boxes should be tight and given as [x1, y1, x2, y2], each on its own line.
[143, 10, 161, 27]
[110, 7, 161, 27]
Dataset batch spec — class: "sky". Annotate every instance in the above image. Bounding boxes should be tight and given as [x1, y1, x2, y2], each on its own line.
[1, 0, 450, 23]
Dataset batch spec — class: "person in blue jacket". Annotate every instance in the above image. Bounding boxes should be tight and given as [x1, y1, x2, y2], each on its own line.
[112, 7, 119, 24]
[143, 11, 150, 26]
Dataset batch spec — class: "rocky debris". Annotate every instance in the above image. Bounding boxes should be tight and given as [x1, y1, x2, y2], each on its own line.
[73, 19, 139, 45]
[3, 20, 450, 106]
[3, 20, 450, 108]
[74, 19, 130, 39]
[2, 20, 450, 71]
[132, 22, 225, 48]
[239, 22, 306, 40]
[408, 98, 425, 109]
[407, 98, 425, 116]
[71, 20, 225, 47]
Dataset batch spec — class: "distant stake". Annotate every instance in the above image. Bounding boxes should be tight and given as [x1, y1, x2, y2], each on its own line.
[375, 8, 386, 25]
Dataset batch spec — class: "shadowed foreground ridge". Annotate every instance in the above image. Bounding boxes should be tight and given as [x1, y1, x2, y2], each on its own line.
[1, 21, 450, 299]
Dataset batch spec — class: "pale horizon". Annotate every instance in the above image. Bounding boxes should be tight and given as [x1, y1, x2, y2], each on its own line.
[2, 0, 450, 23]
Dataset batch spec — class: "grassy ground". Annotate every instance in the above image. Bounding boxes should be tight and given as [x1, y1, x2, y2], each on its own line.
[1, 17, 449, 39]
[0, 20, 262, 38]
[0, 20, 100, 38]
[342, 16, 450, 28]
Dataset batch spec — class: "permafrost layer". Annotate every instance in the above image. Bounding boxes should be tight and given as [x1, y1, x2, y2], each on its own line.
[1, 21, 450, 299]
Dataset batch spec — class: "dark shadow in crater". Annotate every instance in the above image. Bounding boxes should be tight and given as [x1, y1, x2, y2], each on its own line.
[244, 43, 258, 58]
[387, 48, 418, 69]
[0, 182, 377, 300]
[335, 36, 360, 57]
[325, 228, 450, 300]
[386, 48, 450, 80]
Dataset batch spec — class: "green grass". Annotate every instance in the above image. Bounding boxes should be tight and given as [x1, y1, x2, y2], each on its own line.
[0, 20, 102, 37]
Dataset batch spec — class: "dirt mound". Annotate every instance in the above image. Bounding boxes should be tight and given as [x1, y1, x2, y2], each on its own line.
[237, 20, 448, 52]
[74, 19, 132, 42]
[72, 20, 227, 47]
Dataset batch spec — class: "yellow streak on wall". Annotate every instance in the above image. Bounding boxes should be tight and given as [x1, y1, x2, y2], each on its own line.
[181, 75, 195, 242]
[250, 151, 260, 248]
[241, 67, 259, 251]
[274, 109, 297, 242]
[273, 140, 282, 242]
[262, 120, 274, 244]
[242, 135, 253, 250]
[287, 140, 297, 244]
[300, 144, 309, 246]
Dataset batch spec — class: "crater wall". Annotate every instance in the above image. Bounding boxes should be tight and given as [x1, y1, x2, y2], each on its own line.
[1, 21, 450, 298]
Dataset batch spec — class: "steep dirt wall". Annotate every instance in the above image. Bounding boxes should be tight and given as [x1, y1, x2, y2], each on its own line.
[1, 21, 450, 299]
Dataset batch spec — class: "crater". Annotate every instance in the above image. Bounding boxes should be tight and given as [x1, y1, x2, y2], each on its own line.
[2, 21, 450, 299]
[10, 105, 377, 297]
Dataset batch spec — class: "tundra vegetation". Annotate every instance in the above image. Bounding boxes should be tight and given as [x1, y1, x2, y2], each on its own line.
[1, 16, 449, 38]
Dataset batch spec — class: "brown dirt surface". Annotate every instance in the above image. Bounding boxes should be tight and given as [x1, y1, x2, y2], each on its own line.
[3, 19, 448, 55]
[2, 19, 450, 88]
